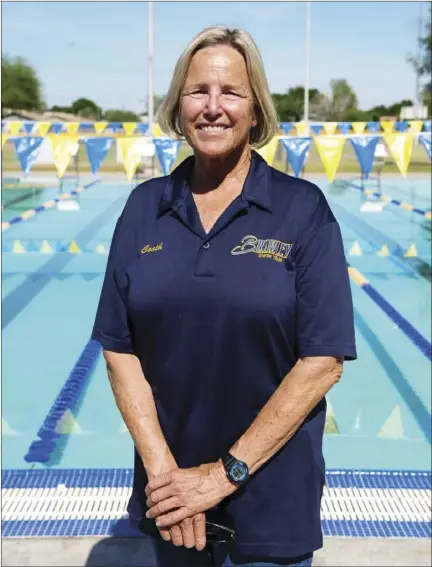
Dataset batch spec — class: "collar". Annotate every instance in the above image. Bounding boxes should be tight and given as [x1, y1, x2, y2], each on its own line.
[158, 149, 272, 216]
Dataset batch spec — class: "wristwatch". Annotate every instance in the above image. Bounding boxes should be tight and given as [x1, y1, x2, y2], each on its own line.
[221, 452, 250, 486]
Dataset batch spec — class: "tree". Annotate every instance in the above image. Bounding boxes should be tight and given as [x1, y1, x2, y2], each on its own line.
[407, 5, 431, 115]
[1, 55, 45, 111]
[272, 87, 321, 121]
[70, 97, 103, 120]
[311, 79, 358, 121]
[103, 109, 140, 122]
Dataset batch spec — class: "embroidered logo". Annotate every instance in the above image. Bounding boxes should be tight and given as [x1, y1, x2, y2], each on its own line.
[141, 243, 163, 254]
[231, 235, 292, 263]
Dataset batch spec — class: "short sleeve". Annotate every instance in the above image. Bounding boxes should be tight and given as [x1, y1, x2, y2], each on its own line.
[91, 214, 134, 354]
[294, 200, 357, 361]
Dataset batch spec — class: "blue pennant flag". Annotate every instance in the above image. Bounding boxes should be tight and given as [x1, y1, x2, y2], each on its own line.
[310, 124, 322, 135]
[419, 133, 431, 161]
[395, 121, 409, 133]
[137, 123, 150, 135]
[280, 122, 294, 135]
[338, 122, 352, 135]
[12, 136, 44, 176]
[109, 122, 123, 133]
[80, 122, 94, 133]
[23, 122, 35, 135]
[1, 121, 5, 132]
[366, 122, 380, 133]
[349, 136, 380, 179]
[153, 138, 181, 176]
[51, 122, 64, 134]
[423, 120, 431, 132]
[84, 138, 114, 175]
[281, 137, 312, 177]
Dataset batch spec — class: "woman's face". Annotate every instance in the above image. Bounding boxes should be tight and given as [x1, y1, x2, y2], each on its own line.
[179, 45, 257, 160]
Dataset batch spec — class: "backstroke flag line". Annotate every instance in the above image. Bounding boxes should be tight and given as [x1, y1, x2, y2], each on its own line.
[12, 136, 44, 176]
[256, 136, 279, 165]
[281, 137, 312, 177]
[84, 138, 114, 175]
[153, 138, 181, 176]
[383, 133, 414, 177]
[349, 136, 380, 179]
[117, 137, 144, 181]
[419, 133, 432, 161]
[314, 136, 346, 182]
[49, 135, 80, 178]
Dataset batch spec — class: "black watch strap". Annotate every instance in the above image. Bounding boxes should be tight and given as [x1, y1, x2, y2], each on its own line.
[221, 452, 237, 471]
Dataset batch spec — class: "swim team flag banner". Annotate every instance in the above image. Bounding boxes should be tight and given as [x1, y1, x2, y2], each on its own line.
[123, 122, 137, 136]
[314, 136, 346, 182]
[8, 121, 22, 136]
[395, 121, 409, 133]
[310, 124, 322, 135]
[65, 122, 80, 135]
[152, 123, 163, 138]
[295, 122, 309, 137]
[2, 133, 8, 149]
[380, 121, 394, 134]
[84, 137, 114, 175]
[23, 122, 35, 135]
[51, 123, 64, 135]
[117, 137, 144, 181]
[408, 120, 423, 134]
[349, 136, 380, 179]
[256, 136, 279, 165]
[366, 122, 380, 133]
[280, 122, 294, 135]
[383, 133, 414, 177]
[338, 122, 352, 135]
[419, 133, 432, 161]
[281, 137, 312, 177]
[153, 138, 181, 176]
[95, 122, 108, 134]
[322, 122, 338, 136]
[35, 122, 51, 137]
[49, 135, 80, 178]
[352, 122, 366, 135]
[137, 123, 150, 135]
[12, 136, 44, 176]
[423, 120, 431, 132]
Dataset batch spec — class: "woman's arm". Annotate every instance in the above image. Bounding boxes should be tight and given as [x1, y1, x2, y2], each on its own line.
[144, 356, 343, 527]
[104, 350, 175, 478]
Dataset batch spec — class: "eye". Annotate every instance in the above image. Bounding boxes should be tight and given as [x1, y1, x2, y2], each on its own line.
[223, 90, 241, 100]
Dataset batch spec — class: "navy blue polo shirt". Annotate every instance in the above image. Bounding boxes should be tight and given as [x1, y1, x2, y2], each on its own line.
[91, 151, 357, 558]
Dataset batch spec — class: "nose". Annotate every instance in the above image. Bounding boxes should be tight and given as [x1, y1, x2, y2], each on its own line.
[204, 90, 222, 118]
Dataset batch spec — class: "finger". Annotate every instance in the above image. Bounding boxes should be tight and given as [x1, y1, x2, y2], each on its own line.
[146, 486, 175, 508]
[155, 508, 190, 528]
[193, 513, 206, 551]
[179, 518, 195, 549]
[168, 525, 183, 547]
[158, 528, 171, 542]
[145, 472, 173, 497]
[146, 496, 182, 519]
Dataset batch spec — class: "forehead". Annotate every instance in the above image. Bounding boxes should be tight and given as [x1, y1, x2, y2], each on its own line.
[185, 45, 250, 84]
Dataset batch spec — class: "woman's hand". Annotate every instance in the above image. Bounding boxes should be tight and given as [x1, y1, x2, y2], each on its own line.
[158, 513, 207, 551]
[145, 462, 234, 528]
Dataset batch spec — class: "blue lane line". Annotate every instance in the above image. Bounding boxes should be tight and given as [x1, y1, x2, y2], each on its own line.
[347, 181, 431, 218]
[348, 264, 432, 362]
[353, 307, 431, 443]
[2, 179, 101, 231]
[1, 193, 125, 330]
[24, 339, 101, 464]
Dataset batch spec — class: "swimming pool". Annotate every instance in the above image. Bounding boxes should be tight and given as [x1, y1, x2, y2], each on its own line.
[2, 173, 431, 538]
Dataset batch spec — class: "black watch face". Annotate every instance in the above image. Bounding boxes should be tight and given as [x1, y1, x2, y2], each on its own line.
[229, 462, 249, 483]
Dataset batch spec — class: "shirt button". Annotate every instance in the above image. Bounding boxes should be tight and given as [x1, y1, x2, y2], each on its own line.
[202, 242, 211, 250]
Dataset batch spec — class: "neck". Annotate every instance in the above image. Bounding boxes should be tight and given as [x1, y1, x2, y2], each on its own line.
[190, 144, 252, 194]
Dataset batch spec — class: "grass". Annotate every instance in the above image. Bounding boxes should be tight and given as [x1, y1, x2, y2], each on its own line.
[1, 137, 431, 176]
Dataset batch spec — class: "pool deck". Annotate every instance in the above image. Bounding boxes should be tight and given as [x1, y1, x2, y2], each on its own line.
[2, 536, 431, 566]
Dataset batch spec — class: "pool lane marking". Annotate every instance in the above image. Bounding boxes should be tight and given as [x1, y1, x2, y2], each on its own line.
[348, 265, 431, 361]
[24, 339, 101, 464]
[1, 179, 101, 232]
[2, 193, 126, 331]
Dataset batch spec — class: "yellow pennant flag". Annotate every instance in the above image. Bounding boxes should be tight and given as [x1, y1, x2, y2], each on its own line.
[65, 122, 79, 135]
[8, 121, 22, 136]
[352, 122, 366, 135]
[295, 122, 309, 137]
[408, 120, 423, 134]
[36, 122, 51, 137]
[322, 122, 338, 135]
[380, 121, 394, 134]
[152, 123, 163, 138]
[383, 133, 414, 177]
[256, 136, 279, 166]
[2, 133, 8, 149]
[117, 137, 144, 181]
[49, 135, 79, 178]
[314, 136, 346, 182]
[94, 121, 108, 134]
[123, 122, 137, 136]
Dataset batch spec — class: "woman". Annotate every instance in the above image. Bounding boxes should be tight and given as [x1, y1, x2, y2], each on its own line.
[92, 26, 357, 567]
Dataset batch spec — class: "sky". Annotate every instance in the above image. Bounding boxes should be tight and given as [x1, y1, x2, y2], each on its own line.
[1, 1, 428, 114]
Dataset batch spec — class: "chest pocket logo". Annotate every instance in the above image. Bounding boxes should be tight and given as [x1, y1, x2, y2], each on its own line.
[231, 235, 292, 263]
[141, 243, 163, 254]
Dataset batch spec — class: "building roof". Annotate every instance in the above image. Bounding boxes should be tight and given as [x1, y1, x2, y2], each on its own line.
[2, 109, 93, 122]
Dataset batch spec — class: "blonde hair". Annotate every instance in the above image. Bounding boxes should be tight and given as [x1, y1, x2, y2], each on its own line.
[157, 26, 280, 148]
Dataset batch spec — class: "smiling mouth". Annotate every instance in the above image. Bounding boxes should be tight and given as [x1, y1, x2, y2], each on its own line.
[196, 125, 230, 132]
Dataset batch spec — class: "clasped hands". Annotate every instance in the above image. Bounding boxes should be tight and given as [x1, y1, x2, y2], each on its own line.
[145, 461, 235, 550]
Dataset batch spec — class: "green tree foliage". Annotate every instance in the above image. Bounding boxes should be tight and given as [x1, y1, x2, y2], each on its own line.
[311, 79, 358, 121]
[408, 5, 431, 114]
[272, 87, 321, 121]
[1, 55, 45, 111]
[103, 109, 140, 122]
[70, 98, 103, 119]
